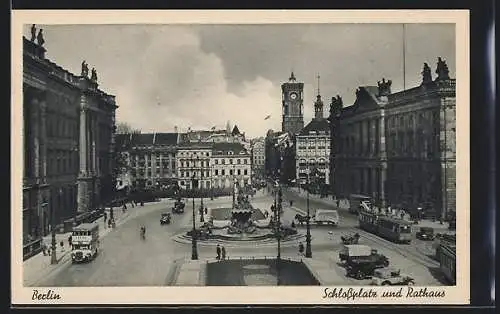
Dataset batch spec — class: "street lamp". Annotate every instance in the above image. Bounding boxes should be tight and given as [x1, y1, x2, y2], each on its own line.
[274, 182, 283, 285]
[305, 164, 312, 258]
[191, 158, 198, 260]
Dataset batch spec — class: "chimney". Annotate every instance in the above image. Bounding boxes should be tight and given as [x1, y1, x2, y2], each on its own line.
[174, 126, 178, 133]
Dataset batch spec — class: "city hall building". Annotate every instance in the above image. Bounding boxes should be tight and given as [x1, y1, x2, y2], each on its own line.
[331, 58, 456, 219]
[23, 31, 117, 243]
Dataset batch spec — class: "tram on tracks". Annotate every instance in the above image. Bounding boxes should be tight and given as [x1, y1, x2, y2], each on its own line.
[358, 209, 413, 244]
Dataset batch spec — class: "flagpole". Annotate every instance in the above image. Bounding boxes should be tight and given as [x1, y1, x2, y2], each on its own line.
[403, 23, 406, 90]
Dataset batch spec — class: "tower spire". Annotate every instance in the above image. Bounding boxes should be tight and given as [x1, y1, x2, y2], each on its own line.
[316, 73, 321, 96]
[289, 71, 296, 82]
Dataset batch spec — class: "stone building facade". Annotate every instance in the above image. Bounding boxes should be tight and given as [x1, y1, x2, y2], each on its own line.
[250, 138, 265, 178]
[211, 142, 252, 190]
[23, 32, 116, 242]
[176, 143, 213, 190]
[296, 93, 331, 185]
[331, 58, 456, 219]
[115, 133, 180, 188]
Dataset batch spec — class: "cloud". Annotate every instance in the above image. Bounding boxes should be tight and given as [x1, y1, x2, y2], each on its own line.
[25, 23, 455, 139]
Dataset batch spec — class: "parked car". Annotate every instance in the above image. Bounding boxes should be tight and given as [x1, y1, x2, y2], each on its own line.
[416, 227, 435, 241]
[371, 268, 415, 286]
[346, 257, 387, 280]
[160, 213, 171, 225]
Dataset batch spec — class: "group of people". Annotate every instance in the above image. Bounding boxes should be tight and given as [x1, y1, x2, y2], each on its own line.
[216, 244, 227, 260]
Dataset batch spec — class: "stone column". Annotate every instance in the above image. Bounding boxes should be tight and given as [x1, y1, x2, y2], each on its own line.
[79, 103, 88, 175]
[30, 95, 40, 181]
[77, 95, 89, 213]
[39, 99, 48, 182]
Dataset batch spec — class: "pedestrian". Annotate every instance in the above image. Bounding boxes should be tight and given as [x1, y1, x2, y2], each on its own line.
[216, 244, 221, 260]
[42, 242, 47, 256]
[336, 199, 340, 207]
[68, 235, 72, 248]
[298, 242, 304, 256]
[205, 207, 208, 215]
[108, 218, 112, 228]
[104, 211, 108, 223]
[60, 240, 64, 252]
[290, 200, 293, 207]
[221, 246, 226, 260]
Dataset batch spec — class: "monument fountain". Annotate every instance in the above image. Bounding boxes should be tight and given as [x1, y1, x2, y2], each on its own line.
[181, 184, 301, 243]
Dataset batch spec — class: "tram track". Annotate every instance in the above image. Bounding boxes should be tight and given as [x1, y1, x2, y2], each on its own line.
[354, 228, 439, 269]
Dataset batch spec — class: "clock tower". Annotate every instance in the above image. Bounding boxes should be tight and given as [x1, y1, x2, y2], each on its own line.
[281, 72, 304, 135]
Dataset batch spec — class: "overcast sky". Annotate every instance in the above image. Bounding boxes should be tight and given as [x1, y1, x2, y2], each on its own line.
[25, 24, 455, 138]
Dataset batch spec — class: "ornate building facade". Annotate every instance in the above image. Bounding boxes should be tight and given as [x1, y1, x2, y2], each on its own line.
[250, 137, 265, 178]
[296, 92, 331, 185]
[23, 30, 116, 242]
[330, 57, 456, 219]
[115, 132, 180, 188]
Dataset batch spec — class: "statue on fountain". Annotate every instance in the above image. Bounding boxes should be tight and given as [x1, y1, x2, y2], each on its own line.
[227, 187, 257, 234]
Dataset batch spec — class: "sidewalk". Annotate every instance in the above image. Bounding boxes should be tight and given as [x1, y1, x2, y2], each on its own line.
[23, 202, 148, 286]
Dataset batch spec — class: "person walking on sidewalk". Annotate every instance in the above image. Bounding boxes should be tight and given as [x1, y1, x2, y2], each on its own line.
[104, 211, 108, 225]
[216, 244, 221, 260]
[68, 235, 72, 248]
[221, 246, 226, 260]
[42, 242, 48, 256]
[298, 242, 304, 256]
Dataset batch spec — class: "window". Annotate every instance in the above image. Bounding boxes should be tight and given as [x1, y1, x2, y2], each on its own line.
[230, 170, 233, 175]
[237, 159, 241, 164]
[229, 159, 233, 164]
[244, 159, 248, 164]
[215, 159, 219, 165]
[244, 169, 248, 175]
[215, 169, 219, 175]
[237, 169, 241, 175]
[222, 159, 225, 165]
[222, 169, 225, 175]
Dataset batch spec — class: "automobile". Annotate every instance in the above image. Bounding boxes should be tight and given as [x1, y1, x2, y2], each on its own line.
[371, 268, 415, 286]
[172, 199, 185, 214]
[339, 245, 389, 268]
[314, 209, 340, 226]
[416, 227, 435, 241]
[346, 258, 385, 280]
[160, 213, 171, 225]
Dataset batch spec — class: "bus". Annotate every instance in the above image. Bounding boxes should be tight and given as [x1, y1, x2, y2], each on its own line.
[348, 194, 372, 215]
[71, 223, 100, 263]
[376, 216, 413, 244]
[436, 242, 456, 285]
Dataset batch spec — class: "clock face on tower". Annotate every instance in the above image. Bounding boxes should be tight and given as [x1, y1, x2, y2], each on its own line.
[289, 92, 298, 100]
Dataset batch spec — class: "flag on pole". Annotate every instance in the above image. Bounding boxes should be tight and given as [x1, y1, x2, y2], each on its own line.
[264, 115, 271, 120]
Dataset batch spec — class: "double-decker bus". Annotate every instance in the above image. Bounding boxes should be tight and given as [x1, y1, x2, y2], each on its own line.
[376, 216, 413, 243]
[71, 223, 100, 263]
[436, 242, 456, 285]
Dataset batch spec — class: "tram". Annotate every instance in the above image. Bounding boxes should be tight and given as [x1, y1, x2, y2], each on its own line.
[358, 209, 413, 244]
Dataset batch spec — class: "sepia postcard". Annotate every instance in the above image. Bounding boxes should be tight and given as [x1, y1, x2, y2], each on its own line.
[11, 10, 470, 305]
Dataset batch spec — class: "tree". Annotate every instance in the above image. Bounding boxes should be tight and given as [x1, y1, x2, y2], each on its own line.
[116, 122, 141, 134]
